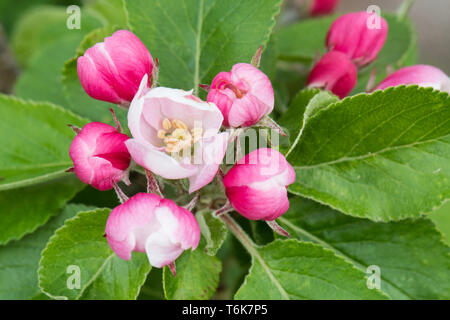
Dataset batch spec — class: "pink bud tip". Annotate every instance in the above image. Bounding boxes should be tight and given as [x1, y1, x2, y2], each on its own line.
[77, 30, 153, 105]
[69, 122, 131, 191]
[223, 148, 296, 221]
[105, 193, 200, 268]
[326, 11, 388, 67]
[207, 63, 274, 127]
[374, 65, 450, 93]
[307, 51, 357, 99]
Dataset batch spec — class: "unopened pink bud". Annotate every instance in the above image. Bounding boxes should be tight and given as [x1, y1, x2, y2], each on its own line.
[374, 65, 450, 93]
[306, 51, 357, 99]
[105, 193, 200, 268]
[223, 148, 296, 221]
[309, 0, 339, 16]
[77, 30, 153, 105]
[69, 122, 131, 191]
[326, 11, 388, 67]
[207, 63, 274, 127]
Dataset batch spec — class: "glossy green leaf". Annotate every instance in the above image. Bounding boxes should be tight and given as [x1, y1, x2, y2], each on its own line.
[124, 0, 282, 91]
[287, 86, 450, 221]
[278, 88, 338, 154]
[0, 204, 92, 299]
[39, 208, 151, 300]
[163, 239, 222, 300]
[429, 201, 450, 246]
[196, 209, 227, 256]
[235, 239, 387, 300]
[278, 197, 450, 299]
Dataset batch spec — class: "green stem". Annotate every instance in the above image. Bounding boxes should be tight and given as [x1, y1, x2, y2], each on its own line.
[219, 213, 259, 255]
[397, 0, 415, 21]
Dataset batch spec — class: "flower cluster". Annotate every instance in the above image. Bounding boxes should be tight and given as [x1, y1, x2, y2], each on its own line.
[307, 11, 388, 98]
[69, 30, 295, 273]
[306, 11, 450, 98]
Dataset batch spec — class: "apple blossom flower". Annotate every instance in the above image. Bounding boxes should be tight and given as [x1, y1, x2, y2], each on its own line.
[309, 0, 339, 16]
[105, 193, 200, 271]
[126, 75, 229, 193]
[77, 30, 154, 106]
[306, 51, 357, 99]
[223, 148, 296, 221]
[326, 11, 388, 67]
[207, 63, 274, 127]
[69, 122, 131, 191]
[374, 65, 450, 93]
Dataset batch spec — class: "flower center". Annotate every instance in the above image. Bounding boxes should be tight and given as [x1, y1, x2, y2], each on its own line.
[224, 83, 247, 99]
[157, 118, 203, 154]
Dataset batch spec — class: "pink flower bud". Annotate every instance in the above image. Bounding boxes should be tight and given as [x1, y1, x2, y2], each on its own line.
[105, 193, 200, 268]
[207, 63, 274, 127]
[374, 65, 450, 93]
[69, 122, 131, 191]
[223, 148, 296, 221]
[306, 51, 357, 99]
[309, 0, 339, 16]
[326, 11, 388, 67]
[77, 30, 153, 105]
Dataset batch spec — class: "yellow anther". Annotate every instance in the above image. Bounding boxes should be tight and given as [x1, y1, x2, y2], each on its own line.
[191, 128, 203, 142]
[157, 129, 167, 139]
[162, 118, 172, 130]
[172, 119, 188, 130]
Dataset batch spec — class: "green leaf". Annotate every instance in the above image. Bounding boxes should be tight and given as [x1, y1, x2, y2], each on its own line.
[429, 201, 450, 246]
[62, 26, 128, 125]
[39, 208, 151, 300]
[235, 239, 387, 300]
[14, 35, 87, 106]
[0, 95, 88, 244]
[84, 0, 127, 27]
[278, 196, 450, 299]
[0, 95, 87, 190]
[11, 5, 101, 67]
[196, 209, 227, 256]
[0, 176, 84, 246]
[287, 86, 450, 221]
[14, 11, 102, 106]
[124, 0, 282, 91]
[163, 239, 222, 300]
[278, 89, 338, 154]
[276, 15, 334, 62]
[0, 204, 92, 300]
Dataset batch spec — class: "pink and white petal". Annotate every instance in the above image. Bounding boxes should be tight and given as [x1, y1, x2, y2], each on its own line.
[188, 132, 229, 193]
[231, 63, 274, 114]
[94, 131, 129, 155]
[141, 87, 223, 132]
[157, 199, 200, 250]
[207, 89, 233, 127]
[145, 232, 184, 268]
[106, 193, 161, 259]
[227, 94, 268, 127]
[226, 184, 290, 221]
[125, 139, 197, 179]
[77, 54, 124, 104]
[127, 81, 161, 147]
[223, 148, 287, 187]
